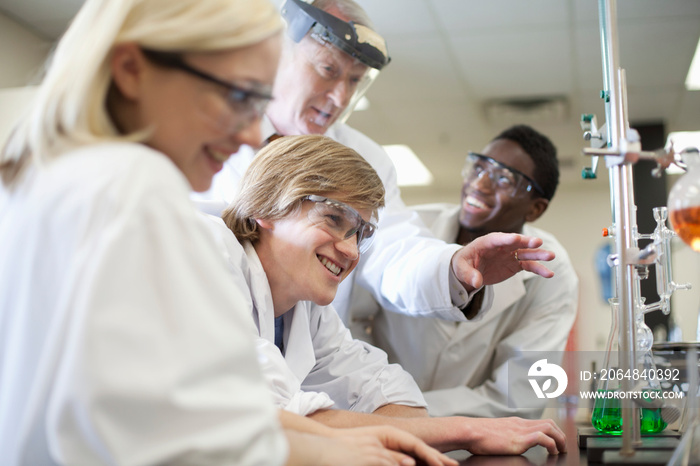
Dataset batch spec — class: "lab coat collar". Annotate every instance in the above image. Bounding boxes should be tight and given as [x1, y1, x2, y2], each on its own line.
[242, 241, 276, 341]
[261, 116, 278, 142]
[242, 240, 316, 382]
[283, 304, 316, 381]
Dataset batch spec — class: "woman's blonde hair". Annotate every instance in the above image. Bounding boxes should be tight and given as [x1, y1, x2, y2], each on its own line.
[222, 134, 385, 243]
[0, 0, 282, 187]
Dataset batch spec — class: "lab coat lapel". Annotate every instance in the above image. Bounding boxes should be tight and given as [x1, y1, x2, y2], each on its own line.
[243, 240, 316, 382]
[243, 241, 276, 342]
[283, 303, 316, 382]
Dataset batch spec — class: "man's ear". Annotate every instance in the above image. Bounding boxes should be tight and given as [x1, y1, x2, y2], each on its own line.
[255, 218, 274, 230]
[525, 198, 549, 223]
[110, 42, 146, 101]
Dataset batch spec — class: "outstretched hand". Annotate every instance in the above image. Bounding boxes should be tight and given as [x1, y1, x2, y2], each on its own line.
[451, 232, 555, 292]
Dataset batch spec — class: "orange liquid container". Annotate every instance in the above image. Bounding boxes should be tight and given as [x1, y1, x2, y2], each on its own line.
[670, 206, 700, 251]
[668, 149, 700, 248]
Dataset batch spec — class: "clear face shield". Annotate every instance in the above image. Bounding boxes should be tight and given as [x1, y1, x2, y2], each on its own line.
[281, 0, 390, 124]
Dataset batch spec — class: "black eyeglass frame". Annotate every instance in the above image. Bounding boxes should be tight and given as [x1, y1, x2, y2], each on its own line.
[139, 48, 274, 114]
[464, 151, 546, 198]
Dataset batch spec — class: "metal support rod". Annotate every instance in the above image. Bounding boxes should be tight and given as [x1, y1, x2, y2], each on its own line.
[599, 0, 640, 454]
[615, 164, 641, 453]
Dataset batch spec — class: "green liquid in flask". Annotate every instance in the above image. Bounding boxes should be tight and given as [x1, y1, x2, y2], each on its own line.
[639, 389, 667, 434]
[591, 390, 667, 434]
[592, 391, 623, 434]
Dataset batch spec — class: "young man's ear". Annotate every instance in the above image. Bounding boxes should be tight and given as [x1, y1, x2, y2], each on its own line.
[110, 42, 146, 101]
[255, 218, 274, 230]
[525, 198, 549, 223]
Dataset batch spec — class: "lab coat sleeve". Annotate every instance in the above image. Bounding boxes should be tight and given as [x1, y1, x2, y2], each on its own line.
[254, 338, 336, 416]
[301, 303, 427, 413]
[331, 125, 471, 321]
[47, 157, 286, 465]
[355, 204, 467, 320]
[424, 267, 579, 419]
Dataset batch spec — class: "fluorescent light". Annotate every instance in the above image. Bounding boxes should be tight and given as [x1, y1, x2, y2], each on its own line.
[685, 38, 700, 90]
[666, 131, 700, 174]
[383, 144, 434, 186]
[354, 96, 370, 111]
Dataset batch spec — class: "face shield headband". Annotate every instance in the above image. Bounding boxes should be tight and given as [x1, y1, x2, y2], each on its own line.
[281, 0, 390, 123]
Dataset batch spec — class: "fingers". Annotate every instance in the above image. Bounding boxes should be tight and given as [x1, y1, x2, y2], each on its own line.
[354, 437, 407, 466]
[544, 419, 567, 453]
[375, 426, 458, 466]
[475, 232, 544, 249]
[522, 419, 567, 455]
[407, 441, 458, 466]
[513, 248, 555, 262]
[514, 247, 555, 278]
[388, 451, 415, 466]
[529, 431, 558, 455]
[519, 261, 554, 278]
[465, 418, 567, 456]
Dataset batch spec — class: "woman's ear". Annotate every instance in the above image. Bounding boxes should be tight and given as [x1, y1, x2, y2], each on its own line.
[110, 43, 146, 101]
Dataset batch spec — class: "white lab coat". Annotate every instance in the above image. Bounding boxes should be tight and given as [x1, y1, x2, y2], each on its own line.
[0, 143, 286, 466]
[371, 203, 579, 419]
[193, 118, 492, 329]
[203, 217, 427, 416]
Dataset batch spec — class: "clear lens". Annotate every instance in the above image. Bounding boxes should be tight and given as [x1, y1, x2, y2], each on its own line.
[225, 86, 273, 123]
[140, 48, 273, 135]
[462, 153, 533, 197]
[298, 37, 376, 127]
[306, 196, 377, 254]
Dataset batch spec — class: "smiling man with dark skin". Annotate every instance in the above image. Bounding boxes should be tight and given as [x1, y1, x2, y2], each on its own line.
[371, 125, 579, 420]
[458, 135, 549, 242]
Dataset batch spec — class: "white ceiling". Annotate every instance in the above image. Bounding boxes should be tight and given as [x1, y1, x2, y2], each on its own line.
[1, 0, 699, 198]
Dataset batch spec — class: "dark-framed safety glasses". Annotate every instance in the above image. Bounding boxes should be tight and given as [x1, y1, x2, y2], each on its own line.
[140, 48, 274, 127]
[305, 195, 378, 254]
[462, 152, 545, 198]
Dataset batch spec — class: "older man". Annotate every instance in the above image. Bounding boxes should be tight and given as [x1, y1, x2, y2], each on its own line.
[372, 125, 579, 419]
[195, 0, 556, 328]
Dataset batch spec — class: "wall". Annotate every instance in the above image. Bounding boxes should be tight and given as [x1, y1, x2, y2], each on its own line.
[0, 12, 49, 88]
[0, 12, 48, 144]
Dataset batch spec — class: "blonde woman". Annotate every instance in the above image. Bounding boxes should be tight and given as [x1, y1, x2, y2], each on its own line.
[220, 135, 567, 456]
[0, 1, 451, 465]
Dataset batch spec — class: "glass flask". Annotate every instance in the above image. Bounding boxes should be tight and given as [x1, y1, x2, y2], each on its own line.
[591, 298, 668, 434]
[668, 149, 700, 251]
[592, 298, 623, 433]
[636, 348, 668, 434]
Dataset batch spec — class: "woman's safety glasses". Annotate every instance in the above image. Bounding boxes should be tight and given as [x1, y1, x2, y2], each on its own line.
[462, 152, 545, 198]
[140, 48, 273, 132]
[305, 195, 378, 254]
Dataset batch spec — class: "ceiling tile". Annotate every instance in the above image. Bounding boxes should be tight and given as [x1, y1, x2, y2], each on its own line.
[451, 29, 574, 98]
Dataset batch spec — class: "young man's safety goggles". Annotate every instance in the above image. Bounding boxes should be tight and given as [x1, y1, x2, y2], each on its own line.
[461, 152, 545, 198]
[305, 195, 378, 254]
